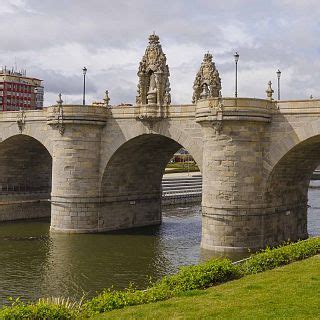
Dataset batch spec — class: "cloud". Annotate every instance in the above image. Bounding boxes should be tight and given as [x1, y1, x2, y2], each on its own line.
[0, 0, 319, 105]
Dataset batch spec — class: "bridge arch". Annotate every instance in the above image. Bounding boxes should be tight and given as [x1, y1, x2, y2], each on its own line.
[98, 133, 201, 231]
[0, 134, 52, 221]
[99, 118, 203, 178]
[0, 126, 53, 157]
[265, 118, 320, 173]
[265, 134, 320, 243]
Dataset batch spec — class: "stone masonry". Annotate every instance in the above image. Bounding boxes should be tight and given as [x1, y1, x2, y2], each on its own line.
[0, 35, 319, 252]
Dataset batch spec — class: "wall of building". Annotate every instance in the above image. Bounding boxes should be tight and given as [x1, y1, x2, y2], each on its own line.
[0, 70, 43, 111]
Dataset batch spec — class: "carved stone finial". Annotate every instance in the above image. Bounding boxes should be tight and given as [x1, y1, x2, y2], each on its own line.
[266, 81, 274, 100]
[57, 93, 63, 106]
[136, 34, 171, 106]
[55, 93, 65, 135]
[103, 90, 110, 107]
[192, 52, 221, 104]
[16, 108, 26, 133]
[148, 33, 160, 45]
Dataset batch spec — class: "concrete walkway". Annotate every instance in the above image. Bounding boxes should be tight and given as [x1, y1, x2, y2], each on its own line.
[163, 171, 201, 178]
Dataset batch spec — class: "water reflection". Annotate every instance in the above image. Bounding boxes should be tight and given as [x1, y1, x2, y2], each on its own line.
[0, 189, 319, 305]
[0, 205, 202, 305]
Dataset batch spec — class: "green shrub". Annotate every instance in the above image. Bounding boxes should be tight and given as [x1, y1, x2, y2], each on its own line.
[240, 237, 320, 275]
[154, 258, 238, 292]
[0, 297, 79, 320]
[81, 258, 238, 316]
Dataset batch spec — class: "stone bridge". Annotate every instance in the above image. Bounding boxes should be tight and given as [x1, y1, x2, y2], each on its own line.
[0, 34, 319, 253]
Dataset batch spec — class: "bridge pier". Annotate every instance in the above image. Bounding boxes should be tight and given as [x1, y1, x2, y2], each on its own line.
[49, 107, 107, 233]
[197, 98, 275, 252]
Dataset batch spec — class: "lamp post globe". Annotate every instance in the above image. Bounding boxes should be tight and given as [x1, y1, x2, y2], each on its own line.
[82, 67, 87, 106]
[234, 51, 239, 63]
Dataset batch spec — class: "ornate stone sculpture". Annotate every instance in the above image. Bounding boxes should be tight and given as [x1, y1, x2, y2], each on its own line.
[266, 81, 274, 100]
[136, 33, 171, 106]
[192, 52, 221, 104]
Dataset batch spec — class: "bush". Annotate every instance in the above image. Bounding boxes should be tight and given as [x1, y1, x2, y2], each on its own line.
[240, 237, 320, 275]
[0, 297, 79, 320]
[81, 258, 238, 316]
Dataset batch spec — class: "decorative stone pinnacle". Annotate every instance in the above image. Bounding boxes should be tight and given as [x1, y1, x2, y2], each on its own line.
[192, 52, 221, 104]
[266, 81, 274, 100]
[136, 34, 171, 106]
[57, 93, 63, 106]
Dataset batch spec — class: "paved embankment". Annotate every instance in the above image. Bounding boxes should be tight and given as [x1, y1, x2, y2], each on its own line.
[161, 173, 202, 205]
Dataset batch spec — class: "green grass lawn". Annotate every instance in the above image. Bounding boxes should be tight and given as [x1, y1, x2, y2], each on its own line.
[165, 162, 200, 174]
[94, 256, 320, 320]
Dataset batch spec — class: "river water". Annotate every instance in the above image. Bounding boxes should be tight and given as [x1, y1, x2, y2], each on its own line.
[0, 189, 319, 305]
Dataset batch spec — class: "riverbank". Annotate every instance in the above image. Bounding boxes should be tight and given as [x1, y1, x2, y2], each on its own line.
[162, 174, 202, 205]
[99, 255, 320, 319]
[1, 237, 319, 319]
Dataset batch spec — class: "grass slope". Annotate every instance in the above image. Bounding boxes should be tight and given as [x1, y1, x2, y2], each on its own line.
[95, 255, 320, 320]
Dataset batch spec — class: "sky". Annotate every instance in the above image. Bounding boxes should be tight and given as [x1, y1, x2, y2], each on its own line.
[0, 0, 319, 106]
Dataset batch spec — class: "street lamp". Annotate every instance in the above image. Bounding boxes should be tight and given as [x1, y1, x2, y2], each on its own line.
[82, 67, 87, 106]
[276, 69, 281, 100]
[234, 52, 239, 98]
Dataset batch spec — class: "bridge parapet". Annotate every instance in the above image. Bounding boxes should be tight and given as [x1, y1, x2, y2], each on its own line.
[277, 99, 320, 114]
[47, 105, 108, 125]
[108, 104, 196, 120]
[0, 109, 47, 123]
[195, 97, 276, 124]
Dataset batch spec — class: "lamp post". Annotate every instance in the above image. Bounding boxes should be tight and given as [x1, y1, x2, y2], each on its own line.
[276, 69, 281, 100]
[234, 52, 239, 98]
[82, 67, 87, 106]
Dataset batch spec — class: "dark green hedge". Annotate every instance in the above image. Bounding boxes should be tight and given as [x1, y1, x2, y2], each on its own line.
[1, 237, 319, 319]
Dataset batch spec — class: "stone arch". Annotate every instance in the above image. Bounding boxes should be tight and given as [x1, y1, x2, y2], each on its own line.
[0, 126, 53, 157]
[100, 119, 203, 177]
[0, 134, 52, 221]
[265, 118, 320, 174]
[98, 133, 201, 231]
[264, 134, 320, 243]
